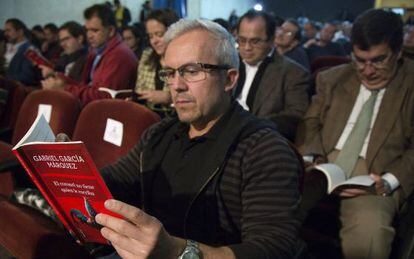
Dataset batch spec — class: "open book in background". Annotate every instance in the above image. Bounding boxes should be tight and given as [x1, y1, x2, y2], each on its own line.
[307, 163, 375, 194]
[12, 114, 120, 244]
[24, 48, 54, 69]
[98, 87, 134, 99]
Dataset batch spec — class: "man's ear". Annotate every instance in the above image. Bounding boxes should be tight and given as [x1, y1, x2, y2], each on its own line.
[108, 26, 116, 37]
[224, 68, 239, 92]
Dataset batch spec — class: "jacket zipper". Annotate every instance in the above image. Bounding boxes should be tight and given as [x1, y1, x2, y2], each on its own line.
[183, 166, 221, 236]
[139, 151, 146, 211]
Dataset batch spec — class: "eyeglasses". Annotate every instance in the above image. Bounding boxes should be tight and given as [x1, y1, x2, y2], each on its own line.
[158, 62, 231, 83]
[276, 28, 294, 37]
[236, 36, 268, 47]
[351, 52, 395, 70]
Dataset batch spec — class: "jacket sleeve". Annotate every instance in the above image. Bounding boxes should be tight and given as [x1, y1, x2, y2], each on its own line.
[267, 63, 310, 140]
[228, 130, 302, 258]
[64, 49, 137, 105]
[296, 72, 329, 157]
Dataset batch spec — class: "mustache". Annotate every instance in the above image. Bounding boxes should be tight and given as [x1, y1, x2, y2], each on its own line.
[173, 93, 194, 102]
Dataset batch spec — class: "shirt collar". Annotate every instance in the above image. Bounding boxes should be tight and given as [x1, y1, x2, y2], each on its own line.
[174, 102, 235, 141]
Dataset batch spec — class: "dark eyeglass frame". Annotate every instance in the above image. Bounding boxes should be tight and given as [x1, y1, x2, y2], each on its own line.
[158, 62, 231, 83]
[236, 36, 269, 47]
[351, 51, 395, 70]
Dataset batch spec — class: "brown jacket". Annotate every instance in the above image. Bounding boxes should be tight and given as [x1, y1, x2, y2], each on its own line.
[243, 53, 310, 140]
[297, 58, 414, 198]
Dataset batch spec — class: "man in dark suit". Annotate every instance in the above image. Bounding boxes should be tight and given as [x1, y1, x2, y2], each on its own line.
[4, 18, 38, 86]
[298, 9, 414, 258]
[234, 10, 309, 141]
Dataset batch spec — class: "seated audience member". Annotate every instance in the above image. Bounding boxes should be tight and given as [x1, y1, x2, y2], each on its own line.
[98, 18, 302, 259]
[275, 19, 310, 71]
[304, 22, 346, 64]
[297, 9, 414, 259]
[30, 25, 45, 49]
[234, 10, 309, 141]
[113, 0, 131, 29]
[122, 25, 145, 60]
[3, 18, 39, 86]
[39, 21, 87, 82]
[333, 21, 352, 55]
[403, 24, 414, 60]
[134, 8, 178, 116]
[42, 4, 137, 106]
[301, 21, 318, 44]
[0, 30, 6, 76]
[42, 23, 62, 65]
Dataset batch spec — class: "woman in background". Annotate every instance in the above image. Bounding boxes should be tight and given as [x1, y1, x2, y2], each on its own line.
[135, 8, 178, 116]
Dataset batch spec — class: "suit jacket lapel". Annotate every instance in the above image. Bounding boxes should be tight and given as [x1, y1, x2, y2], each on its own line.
[366, 62, 408, 168]
[323, 70, 360, 152]
[251, 53, 282, 114]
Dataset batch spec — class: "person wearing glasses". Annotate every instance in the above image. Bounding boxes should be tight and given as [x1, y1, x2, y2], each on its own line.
[274, 19, 310, 71]
[96, 19, 302, 258]
[234, 9, 309, 141]
[39, 21, 87, 83]
[42, 4, 137, 106]
[297, 9, 414, 258]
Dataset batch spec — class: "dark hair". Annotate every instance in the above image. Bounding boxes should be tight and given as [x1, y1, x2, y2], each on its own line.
[32, 25, 43, 33]
[0, 29, 5, 42]
[237, 9, 276, 40]
[60, 21, 86, 42]
[6, 18, 27, 32]
[44, 23, 59, 34]
[351, 9, 403, 52]
[285, 19, 301, 41]
[213, 18, 230, 32]
[145, 9, 179, 68]
[145, 8, 179, 28]
[84, 4, 116, 27]
[122, 25, 143, 38]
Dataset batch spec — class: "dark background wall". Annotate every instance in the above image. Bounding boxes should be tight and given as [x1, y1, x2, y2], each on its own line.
[263, 0, 375, 22]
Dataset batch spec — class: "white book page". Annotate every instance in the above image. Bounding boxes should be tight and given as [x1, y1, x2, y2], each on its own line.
[311, 163, 346, 194]
[13, 114, 55, 149]
[334, 175, 375, 189]
[103, 118, 123, 147]
[37, 104, 52, 123]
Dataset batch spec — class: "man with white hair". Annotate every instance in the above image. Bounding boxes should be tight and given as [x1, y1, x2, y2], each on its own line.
[96, 19, 302, 258]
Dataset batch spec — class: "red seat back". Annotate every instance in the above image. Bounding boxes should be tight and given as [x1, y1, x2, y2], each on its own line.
[11, 89, 82, 145]
[72, 99, 160, 169]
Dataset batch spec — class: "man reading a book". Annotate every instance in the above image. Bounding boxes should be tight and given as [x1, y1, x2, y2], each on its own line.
[95, 19, 302, 258]
[297, 9, 414, 259]
[41, 4, 137, 106]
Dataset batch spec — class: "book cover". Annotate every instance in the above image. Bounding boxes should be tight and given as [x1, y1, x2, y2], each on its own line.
[12, 114, 119, 244]
[307, 163, 375, 194]
[24, 48, 54, 69]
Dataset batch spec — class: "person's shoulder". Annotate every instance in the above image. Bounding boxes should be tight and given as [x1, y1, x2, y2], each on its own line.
[402, 58, 414, 74]
[271, 52, 308, 74]
[139, 116, 178, 144]
[318, 62, 354, 82]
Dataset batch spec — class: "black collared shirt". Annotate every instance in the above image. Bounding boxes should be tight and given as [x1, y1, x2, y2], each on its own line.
[150, 110, 231, 237]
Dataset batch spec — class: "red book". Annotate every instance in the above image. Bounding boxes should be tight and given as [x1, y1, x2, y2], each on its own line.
[24, 48, 54, 69]
[12, 114, 120, 244]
